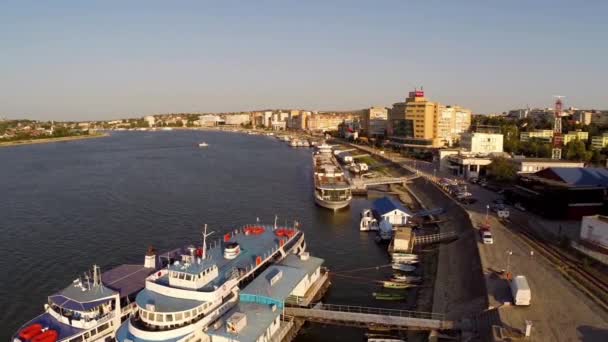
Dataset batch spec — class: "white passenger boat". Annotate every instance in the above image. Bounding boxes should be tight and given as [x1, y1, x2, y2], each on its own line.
[313, 143, 352, 211]
[115, 223, 327, 342]
[198, 142, 208, 147]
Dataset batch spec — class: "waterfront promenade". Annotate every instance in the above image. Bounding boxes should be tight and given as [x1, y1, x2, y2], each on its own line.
[347, 143, 608, 341]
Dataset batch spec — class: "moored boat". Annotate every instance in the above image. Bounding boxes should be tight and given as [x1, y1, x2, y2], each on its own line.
[372, 292, 405, 301]
[313, 143, 352, 211]
[391, 274, 422, 283]
[383, 281, 417, 289]
[391, 263, 416, 272]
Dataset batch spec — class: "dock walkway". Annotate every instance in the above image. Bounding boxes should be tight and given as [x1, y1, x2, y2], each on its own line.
[284, 304, 457, 331]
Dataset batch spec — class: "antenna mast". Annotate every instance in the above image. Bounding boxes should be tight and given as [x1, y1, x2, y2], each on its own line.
[552, 95, 564, 159]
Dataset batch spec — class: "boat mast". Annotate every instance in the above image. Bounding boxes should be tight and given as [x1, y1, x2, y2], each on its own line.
[202, 224, 214, 260]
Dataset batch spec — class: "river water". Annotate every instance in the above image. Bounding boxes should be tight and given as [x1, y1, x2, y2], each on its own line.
[0, 131, 414, 341]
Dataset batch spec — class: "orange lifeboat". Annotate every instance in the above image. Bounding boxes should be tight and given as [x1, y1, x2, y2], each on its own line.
[31, 330, 58, 342]
[255, 256, 262, 265]
[244, 226, 265, 235]
[224, 233, 231, 242]
[19, 324, 43, 340]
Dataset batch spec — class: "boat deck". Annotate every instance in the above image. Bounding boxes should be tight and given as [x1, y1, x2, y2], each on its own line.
[153, 225, 301, 291]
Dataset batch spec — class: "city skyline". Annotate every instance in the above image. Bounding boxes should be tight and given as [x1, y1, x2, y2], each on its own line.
[2, 1, 607, 121]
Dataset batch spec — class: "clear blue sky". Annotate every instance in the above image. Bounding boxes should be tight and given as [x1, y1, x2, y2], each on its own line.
[1, 1, 607, 121]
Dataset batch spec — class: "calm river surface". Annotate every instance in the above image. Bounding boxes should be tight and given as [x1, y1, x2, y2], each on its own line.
[0, 131, 412, 340]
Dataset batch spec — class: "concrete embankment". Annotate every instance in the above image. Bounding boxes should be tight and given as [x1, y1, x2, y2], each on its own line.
[407, 178, 488, 320]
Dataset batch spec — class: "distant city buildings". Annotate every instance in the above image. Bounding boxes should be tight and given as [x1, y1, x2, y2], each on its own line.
[520, 129, 554, 142]
[199, 114, 223, 127]
[388, 89, 472, 148]
[592, 133, 608, 150]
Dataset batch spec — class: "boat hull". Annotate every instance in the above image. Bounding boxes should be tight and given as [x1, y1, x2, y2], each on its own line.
[314, 195, 351, 211]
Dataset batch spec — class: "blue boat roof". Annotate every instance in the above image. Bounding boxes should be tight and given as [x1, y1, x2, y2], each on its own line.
[49, 281, 115, 311]
[102, 264, 157, 299]
[206, 302, 280, 342]
[373, 196, 412, 216]
[536, 167, 608, 187]
[135, 289, 203, 313]
[241, 254, 324, 302]
[153, 225, 301, 291]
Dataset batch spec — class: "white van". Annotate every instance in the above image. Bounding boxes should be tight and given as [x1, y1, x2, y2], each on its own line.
[510, 275, 531, 306]
[481, 230, 493, 244]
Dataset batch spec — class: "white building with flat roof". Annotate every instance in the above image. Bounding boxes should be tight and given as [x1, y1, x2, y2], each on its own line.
[144, 116, 155, 127]
[460, 132, 504, 154]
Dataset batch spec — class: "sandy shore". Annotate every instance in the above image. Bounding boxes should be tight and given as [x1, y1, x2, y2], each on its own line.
[0, 132, 109, 148]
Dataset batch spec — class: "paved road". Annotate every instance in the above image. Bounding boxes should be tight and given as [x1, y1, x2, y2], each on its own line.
[352, 144, 608, 341]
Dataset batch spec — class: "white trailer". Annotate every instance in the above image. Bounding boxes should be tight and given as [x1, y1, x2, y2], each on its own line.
[510, 275, 531, 306]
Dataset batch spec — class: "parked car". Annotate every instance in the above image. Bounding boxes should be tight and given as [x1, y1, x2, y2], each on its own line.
[460, 197, 478, 205]
[480, 229, 494, 244]
[491, 203, 506, 212]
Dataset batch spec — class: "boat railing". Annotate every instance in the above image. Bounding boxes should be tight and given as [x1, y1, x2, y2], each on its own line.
[294, 303, 445, 321]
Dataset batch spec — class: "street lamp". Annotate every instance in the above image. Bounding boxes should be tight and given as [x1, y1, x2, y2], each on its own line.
[485, 204, 490, 223]
[505, 249, 513, 276]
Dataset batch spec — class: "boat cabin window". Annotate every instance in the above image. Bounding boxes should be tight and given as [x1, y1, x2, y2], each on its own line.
[98, 323, 109, 332]
[166, 314, 173, 322]
[140, 311, 147, 319]
[184, 311, 191, 318]
[70, 335, 83, 342]
[178, 273, 185, 280]
[156, 313, 164, 322]
[175, 313, 183, 321]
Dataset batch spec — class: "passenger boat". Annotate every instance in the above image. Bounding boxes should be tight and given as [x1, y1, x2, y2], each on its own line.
[115, 223, 328, 342]
[372, 292, 405, 301]
[198, 142, 208, 147]
[391, 263, 416, 272]
[14, 221, 323, 342]
[383, 281, 417, 289]
[313, 143, 352, 211]
[12, 255, 160, 342]
[367, 338, 405, 342]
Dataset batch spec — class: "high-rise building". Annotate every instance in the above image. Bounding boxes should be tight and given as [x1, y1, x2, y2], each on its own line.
[388, 90, 471, 147]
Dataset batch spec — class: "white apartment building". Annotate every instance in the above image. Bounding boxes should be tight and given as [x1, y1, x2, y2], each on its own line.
[459, 132, 504, 154]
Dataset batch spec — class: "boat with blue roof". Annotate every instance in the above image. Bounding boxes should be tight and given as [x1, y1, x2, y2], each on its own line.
[114, 222, 328, 342]
[12, 247, 161, 342]
[13, 219, 327, 342]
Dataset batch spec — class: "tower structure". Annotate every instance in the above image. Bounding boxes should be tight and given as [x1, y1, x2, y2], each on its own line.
[551, 96, 564, 159]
